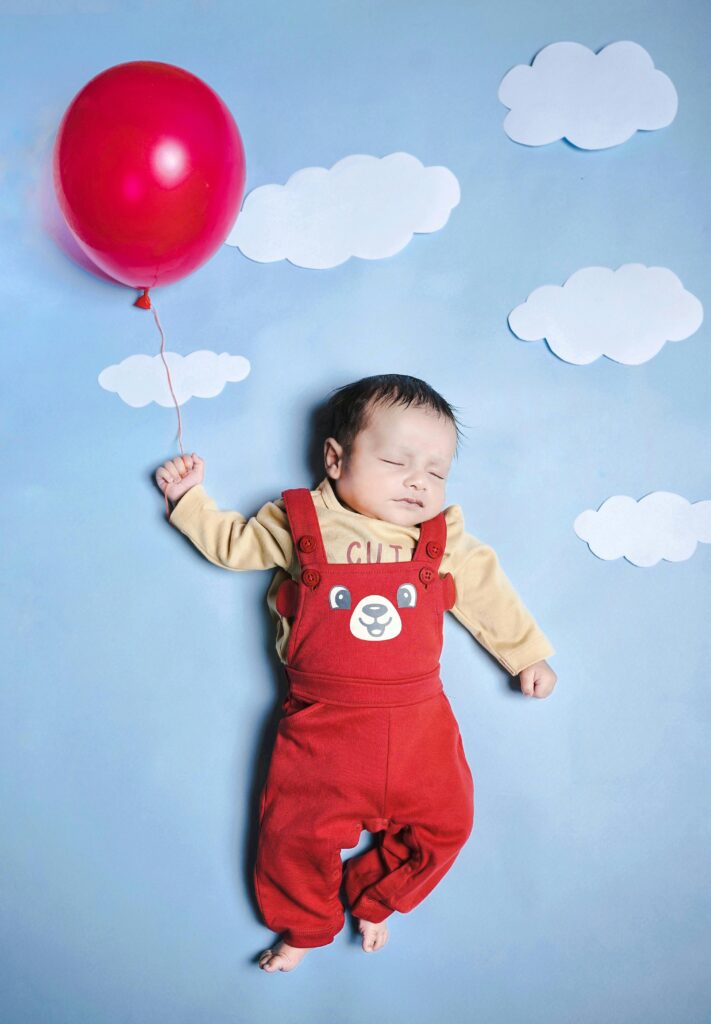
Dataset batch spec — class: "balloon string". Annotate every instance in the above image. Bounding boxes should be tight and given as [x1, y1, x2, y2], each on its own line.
[150, 300, 185, 521]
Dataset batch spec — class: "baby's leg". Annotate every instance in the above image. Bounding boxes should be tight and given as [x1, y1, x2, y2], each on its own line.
[255, 701, 395, 965]
[255, 826, 347, 950]
[254, 706, 363, 962]
[344, 694, 475, 923]
[344, 812, 473, 927]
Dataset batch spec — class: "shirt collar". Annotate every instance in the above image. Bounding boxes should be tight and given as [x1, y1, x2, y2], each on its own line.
[316, 476, 357, 515]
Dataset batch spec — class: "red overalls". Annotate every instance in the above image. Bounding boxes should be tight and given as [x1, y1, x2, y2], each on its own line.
[254, 488, 475, 948]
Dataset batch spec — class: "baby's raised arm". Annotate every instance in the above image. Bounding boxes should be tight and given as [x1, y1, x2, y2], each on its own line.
[155, 453, 205, 507]
[154, 455, 293, 573]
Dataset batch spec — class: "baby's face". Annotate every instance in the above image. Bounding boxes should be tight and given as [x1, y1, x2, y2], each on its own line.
[325, 401, 457, 526]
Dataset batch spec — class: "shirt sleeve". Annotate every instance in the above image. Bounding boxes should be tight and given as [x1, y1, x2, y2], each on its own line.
[442, 505, 555, 675]
[167, 484, 294, 572]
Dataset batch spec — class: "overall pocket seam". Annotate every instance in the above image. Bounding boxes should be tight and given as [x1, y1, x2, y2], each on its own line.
[281, 695, 325, 723]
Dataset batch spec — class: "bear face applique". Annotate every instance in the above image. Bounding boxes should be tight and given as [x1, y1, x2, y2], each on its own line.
[328, 582, 418, 642]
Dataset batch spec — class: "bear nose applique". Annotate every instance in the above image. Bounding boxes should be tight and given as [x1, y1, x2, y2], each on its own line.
[363, 603, 387, 620]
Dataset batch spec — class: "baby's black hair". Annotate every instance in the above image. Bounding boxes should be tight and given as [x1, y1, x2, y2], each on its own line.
[322, 374, 463, 457]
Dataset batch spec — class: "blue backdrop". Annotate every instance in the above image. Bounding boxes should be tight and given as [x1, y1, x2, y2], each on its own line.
[2, 1, 709, 1022]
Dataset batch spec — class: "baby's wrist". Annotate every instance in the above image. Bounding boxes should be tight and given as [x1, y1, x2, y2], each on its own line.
[170, 482, 198, 507]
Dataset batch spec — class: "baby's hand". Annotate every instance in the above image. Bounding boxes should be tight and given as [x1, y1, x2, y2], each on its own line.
[519, 660, 557, 699]
[155, 453, 204, 505]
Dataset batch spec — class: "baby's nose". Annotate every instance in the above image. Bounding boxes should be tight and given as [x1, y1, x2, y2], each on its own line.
[405, 473, 425, 489]
[363, 603, 387, 619]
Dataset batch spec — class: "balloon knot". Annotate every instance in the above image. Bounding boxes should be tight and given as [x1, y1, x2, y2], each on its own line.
[135, 288, 152, 309]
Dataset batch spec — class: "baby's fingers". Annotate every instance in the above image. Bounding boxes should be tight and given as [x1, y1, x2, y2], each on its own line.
[159, 460, 183, 483]
[155, 466, 172, 491]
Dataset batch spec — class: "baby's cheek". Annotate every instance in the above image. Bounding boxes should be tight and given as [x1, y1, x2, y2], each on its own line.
[429, 483, 446, 511]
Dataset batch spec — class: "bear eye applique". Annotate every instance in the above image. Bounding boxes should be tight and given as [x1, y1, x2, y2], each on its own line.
[396, 583, 417, 608]
[329, 585, 352, 610]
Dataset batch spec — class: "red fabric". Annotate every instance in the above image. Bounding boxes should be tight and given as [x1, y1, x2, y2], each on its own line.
[255, 488, 474, 948]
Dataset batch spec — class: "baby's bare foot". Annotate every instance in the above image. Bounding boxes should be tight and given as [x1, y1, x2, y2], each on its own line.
[358, 918, 389, 952]
[258, 940, 309, 973]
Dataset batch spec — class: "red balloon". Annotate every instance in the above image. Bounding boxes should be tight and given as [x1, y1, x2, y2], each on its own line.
[53, 61, 246, 302]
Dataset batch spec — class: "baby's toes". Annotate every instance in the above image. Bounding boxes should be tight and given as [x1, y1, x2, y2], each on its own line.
[258, 949, 278, 971]
[259, 949, 293, 972]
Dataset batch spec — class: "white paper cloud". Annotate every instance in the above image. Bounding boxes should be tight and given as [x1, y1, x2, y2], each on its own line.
[499, 41, 678, 149]
[508, 264, 703, 365]
[574, 493, 711, 567]
[225, 152, 460, 269]
[98, 351, 250, 408]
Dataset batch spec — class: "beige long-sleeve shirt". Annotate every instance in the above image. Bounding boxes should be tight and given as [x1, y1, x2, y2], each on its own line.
[169, 477, 554, 676]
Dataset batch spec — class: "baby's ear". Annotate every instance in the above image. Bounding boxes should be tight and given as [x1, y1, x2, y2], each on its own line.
[323, 437, 344, 479]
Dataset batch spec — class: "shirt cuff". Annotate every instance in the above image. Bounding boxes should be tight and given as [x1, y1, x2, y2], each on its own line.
[502, 638, 555, 676]
[168, 484, 208, 529]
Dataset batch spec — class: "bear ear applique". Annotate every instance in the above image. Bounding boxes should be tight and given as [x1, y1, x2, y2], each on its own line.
[441, 572, 456, 611]
[276, 578, 299, 618]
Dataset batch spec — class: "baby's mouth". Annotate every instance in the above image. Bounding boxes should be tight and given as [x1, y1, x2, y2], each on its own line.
[395, 498, 423, 507]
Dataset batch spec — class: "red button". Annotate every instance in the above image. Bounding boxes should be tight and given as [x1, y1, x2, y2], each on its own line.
[298, 535, 316, 553]
[301, 568, 321, 589]
[426, 541, 442, 559]
[419, 566, 434, 586]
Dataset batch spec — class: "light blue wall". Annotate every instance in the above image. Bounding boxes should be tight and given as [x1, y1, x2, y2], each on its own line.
[2, 2, 709, 1022]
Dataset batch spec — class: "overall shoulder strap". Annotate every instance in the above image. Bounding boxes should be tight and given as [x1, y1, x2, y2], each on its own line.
[282, 489, 328, 566]
[412, 512, 447, 570]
